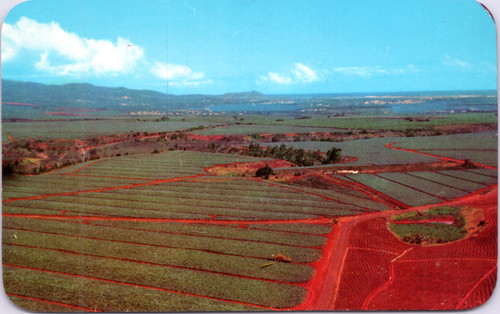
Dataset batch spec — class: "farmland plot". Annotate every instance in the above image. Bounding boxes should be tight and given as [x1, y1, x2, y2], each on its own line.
[345, 173, 443, 207]
[2, 119, 220, 141]
[3, 150, 370, 311]
[55, 151, 272, 180]
[2, 134, 497, 311]
[393, 132, 498, 166]
[267, 137, 441, 166]
[192, 124, 350, 135]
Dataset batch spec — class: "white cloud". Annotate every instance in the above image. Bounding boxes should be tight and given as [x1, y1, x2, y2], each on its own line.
[2, 17, 144, 76]
[291, 63, 319, 83]
[331, 65, 418, 77]
[442, 55, 472, 68]
[151, 62, 211, 87]
[266, 72, 292, 85]
[259, 63, 319, 85]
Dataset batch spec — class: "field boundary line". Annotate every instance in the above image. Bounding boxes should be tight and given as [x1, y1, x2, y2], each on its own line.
[3, 264, 276, 310]
[64, 159, 106, 174]
[6, 293, 98, 312]
[455, 265, 497, 309]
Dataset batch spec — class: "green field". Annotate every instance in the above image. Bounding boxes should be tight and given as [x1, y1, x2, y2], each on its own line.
[193, 124, 351, 135]
[4, 111, 497, 142]
[2, 118, 218, 141]
[238, 112, 497, 130]
[4, 150, 376, 311]
[268, 136, 441, 166]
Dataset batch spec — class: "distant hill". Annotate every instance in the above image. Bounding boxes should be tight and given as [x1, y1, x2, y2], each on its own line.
[222, 91, 264, 98]
[1, 80, 269, 111]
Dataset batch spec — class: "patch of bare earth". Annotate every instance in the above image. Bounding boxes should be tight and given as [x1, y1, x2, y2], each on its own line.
[205, 160, 293, 176]
[461, 206, 488, 238]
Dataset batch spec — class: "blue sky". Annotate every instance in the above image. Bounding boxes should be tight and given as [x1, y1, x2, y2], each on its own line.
[1, 0, 497, 94]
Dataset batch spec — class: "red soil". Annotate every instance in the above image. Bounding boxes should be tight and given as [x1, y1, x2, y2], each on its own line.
[329, 186, 498, 311]
[366, 259, 496, 310]
[186, 134, 226, 141]
[333, 248, 396, 310]
[205, 159, 293, 175]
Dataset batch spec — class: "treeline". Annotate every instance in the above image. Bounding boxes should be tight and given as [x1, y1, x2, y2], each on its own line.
[246, 143, 341, 167]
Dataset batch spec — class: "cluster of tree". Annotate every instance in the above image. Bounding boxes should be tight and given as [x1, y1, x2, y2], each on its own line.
[246, 143, 341, 167]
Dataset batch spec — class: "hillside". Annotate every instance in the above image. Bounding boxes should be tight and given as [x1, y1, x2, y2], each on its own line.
[1, 80, 271, 117]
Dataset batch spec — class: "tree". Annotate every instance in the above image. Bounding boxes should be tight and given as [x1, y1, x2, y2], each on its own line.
[323, 147, 342, 164]
[255, 164, 274, 179]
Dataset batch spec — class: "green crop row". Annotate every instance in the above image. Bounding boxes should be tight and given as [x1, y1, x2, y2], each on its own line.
[28, 190, 356, 218]
[3, 228, 316, 283]
[3, 244, 308, 308]
[437, 170, 497, 186]
[3, 202, 212, 220]
[409, 172, 487, 193]
[3, 217, 323, 263]
[378, 172, 468, 200]
[346, 173, 443, 207]
[94, 186, 337, 208]
[281, 184, 390, 211]
[467, 168, 497, 178]
[87, 220, 327, 247]
[4, 197, 319, 221]
[4, 267, 258, 312]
